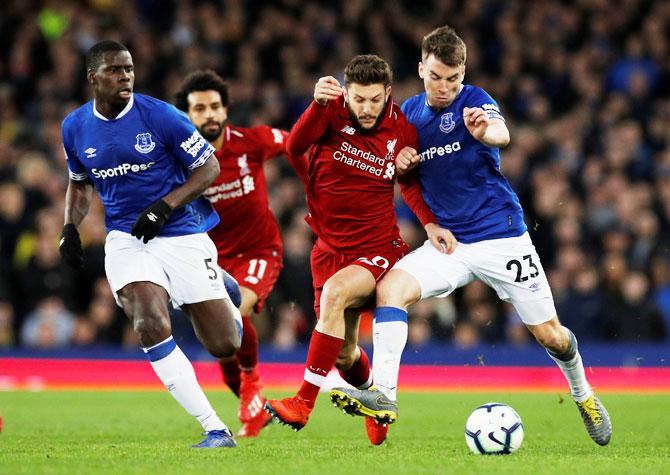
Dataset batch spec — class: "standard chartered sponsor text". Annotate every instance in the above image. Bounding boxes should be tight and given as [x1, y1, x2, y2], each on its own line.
[333, 141, 385, 177]
[205, 179, 244, 202]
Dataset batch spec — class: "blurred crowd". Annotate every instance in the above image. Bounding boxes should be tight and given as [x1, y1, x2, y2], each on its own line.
[0, 0, 668, 351]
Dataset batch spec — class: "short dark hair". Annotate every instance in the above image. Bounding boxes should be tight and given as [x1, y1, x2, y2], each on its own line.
[174, 69, 229, 112]
[422, 26, 466, 66]
[86, 40, 129, 71]
[344, 54, 393, 88]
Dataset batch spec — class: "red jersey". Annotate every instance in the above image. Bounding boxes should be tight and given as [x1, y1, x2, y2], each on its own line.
[205, 125, 289, 256]
[286, 96, 435, 252]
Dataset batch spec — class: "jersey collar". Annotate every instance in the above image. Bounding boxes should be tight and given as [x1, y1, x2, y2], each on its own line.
[93, 93, 134, 121]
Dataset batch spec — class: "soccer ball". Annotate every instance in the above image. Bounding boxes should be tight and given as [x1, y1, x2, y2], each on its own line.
[464, 402, 524, 454]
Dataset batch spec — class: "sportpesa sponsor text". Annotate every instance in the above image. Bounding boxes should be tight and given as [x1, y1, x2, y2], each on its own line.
[419, 141, 461, 162]
[91, 161, 156, 179]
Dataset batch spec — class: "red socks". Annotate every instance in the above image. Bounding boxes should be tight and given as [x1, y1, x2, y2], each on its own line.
[237, 316, 258, 370]
[297, 330, 344, 408]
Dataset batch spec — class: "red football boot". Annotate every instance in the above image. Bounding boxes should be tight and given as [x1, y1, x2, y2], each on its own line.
[238, 369, 266, 423]
[265, 396, 312, 431]
[365, 417, 389, 445]
[238, 410, 272, 437]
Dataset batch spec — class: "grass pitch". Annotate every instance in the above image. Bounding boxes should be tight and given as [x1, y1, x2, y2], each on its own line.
[0, 390, 668, 474]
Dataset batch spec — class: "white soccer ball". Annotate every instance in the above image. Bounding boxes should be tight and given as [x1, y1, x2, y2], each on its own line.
[464, 402, 524, 454]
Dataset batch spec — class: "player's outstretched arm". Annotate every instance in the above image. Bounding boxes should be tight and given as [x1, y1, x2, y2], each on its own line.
[131, 155, 220, 243]
[463, 107, 510, 148]
[60, 179, 93, 268]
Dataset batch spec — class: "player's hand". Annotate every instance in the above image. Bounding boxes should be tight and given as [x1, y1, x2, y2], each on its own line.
[463, 107, 490, 141]
[131, 199, 172, 244]
[395, 146, 421, 175]
[425, 223, 457, 254]
[314, 76, 343, 106]
[59, 224, 84, 269]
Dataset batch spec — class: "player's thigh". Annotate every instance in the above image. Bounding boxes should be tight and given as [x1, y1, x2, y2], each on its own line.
[393, 240, 475, 300]
[470, 233, 557, 325]
[321, 264, 377, 311]
[104, 230, 170, 307]
[150, 233, 232, 307]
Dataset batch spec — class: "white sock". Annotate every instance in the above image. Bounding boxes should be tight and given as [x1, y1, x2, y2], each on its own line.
[143, 336, 227, 432]
[546, 328, 593, 402]
[372, 307, 408, 401]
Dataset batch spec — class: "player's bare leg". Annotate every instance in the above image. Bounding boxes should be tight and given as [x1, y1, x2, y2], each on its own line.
[266, 265, 375, 431]
[527, 318, 612, 445]
[120, 282, 236, 448]
[330, 268, 420, 444]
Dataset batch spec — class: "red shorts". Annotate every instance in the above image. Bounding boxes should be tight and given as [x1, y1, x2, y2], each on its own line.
[310, 238, 409, 319]
[218, 247, 283, 313]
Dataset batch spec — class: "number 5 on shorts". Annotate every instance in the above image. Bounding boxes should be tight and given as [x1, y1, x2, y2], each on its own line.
[204, 258, 218, 281]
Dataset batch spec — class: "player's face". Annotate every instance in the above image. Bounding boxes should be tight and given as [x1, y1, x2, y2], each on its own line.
[88, 51, 134, 108]
[419, 54, 465, 109]
[344, 83, 391, 131]
[187, 90, 228, 142]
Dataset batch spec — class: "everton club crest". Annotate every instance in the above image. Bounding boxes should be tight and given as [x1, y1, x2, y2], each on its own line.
[134, 133, 156, 154]
[439, 112, 456, 134]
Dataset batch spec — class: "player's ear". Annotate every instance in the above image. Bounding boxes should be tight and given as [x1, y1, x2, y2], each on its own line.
[87, 69, 96, 85]
[342, 87, 349, 104]
[418, 61, 425, 79]
[385, 85, 391, 102]
[222, 106, 228, 122]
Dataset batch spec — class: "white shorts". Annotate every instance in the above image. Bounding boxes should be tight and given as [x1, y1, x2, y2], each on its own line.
[104, 230, 231, 308]
[394, 232, 556, 325]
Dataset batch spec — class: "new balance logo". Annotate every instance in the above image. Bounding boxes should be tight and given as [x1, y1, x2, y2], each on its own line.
[147, 212, 158, 222]
[341, 125, 356, 135]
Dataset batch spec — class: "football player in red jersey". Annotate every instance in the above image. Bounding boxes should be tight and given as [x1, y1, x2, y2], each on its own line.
[175, 70, 307, 437]
[265, 55, 441, 443]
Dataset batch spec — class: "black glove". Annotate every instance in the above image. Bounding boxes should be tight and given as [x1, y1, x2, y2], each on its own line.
[59, 223, 84, 269]
[131, 199, 172, 243]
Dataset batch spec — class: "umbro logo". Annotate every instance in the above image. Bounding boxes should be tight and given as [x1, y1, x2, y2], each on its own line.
[84, 147, 97, 159]
[147, 212, 158, 222]
[341, 125, 356, 135]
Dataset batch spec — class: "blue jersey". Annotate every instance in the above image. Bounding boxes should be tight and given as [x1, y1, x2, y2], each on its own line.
[401, 85, 526, 243]
[62, 93, 219, 236]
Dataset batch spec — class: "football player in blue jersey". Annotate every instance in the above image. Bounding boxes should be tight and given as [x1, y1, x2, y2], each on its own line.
[329, 26, 612, 446]
[58, 40, 241, 449]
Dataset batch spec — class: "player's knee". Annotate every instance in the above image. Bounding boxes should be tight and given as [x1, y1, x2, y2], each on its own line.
[133, 314, 171, 347]
[377, 271, 416, 308]
[320, 281, 348, 316]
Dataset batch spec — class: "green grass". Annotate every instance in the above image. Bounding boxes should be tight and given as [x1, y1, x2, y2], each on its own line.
[0, 390, 668, 474]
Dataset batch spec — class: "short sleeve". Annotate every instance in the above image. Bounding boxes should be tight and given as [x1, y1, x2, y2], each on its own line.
[62, 118, 89, 181]
[255, 126, 288, 161]
[153, 103, 215, 170]
[470, 88, 504, 121]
